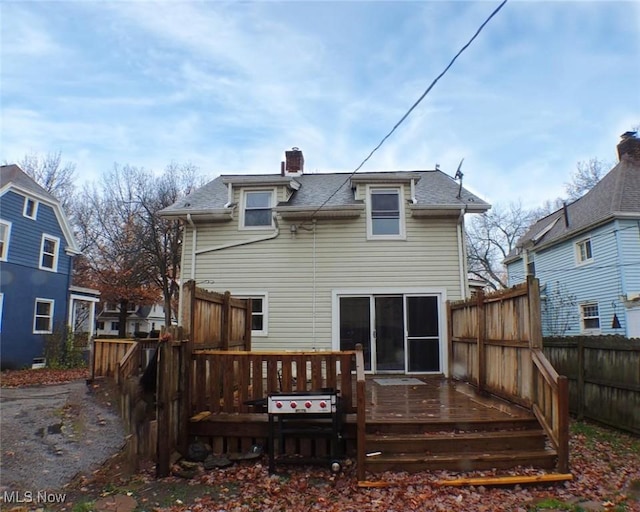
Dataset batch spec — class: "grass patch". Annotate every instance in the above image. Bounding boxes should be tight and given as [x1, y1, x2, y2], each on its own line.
[571, 421, 640, 456]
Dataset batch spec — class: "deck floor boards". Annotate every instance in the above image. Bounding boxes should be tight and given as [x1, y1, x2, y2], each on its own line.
[360, 376, 533, 423]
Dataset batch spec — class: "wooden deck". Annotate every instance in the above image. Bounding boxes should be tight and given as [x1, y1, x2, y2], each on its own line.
[362, 375, 534, 425]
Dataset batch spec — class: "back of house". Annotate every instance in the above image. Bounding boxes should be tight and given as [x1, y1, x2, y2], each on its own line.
[161, 148, 490, 374]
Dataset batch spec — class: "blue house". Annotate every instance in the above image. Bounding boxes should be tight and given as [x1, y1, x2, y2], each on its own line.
[505, 132, 640, 338]
[0, 164, 99, 369]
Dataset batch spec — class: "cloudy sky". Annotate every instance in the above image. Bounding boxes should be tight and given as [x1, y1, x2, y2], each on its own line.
[1, 0, 638, 209]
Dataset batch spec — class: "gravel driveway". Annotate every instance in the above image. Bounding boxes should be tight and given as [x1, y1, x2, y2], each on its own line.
[0, 380, 126, 495]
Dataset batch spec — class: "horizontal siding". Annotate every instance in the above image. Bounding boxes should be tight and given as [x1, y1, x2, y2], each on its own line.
[619, 219, 640, 295]
[534, 221, 627, 336]
[184, 208, 463, 351]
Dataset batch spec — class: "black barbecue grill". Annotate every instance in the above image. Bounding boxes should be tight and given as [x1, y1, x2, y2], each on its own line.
[267, 389, 344, 473]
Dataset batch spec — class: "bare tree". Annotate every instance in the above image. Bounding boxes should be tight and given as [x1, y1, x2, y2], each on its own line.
[542, 282, 578, 336]
[564, 158, 609, 201]
[18, 151, 77, 211]
[466, 202, 537, 290]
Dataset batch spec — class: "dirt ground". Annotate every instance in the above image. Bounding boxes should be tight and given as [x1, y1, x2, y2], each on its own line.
[0, 378, 126, 496]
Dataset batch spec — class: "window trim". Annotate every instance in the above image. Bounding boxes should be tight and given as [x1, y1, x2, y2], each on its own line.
[575, 238, 593, 265]
[0, 219, 11, 262]
[0, 292, 4, 332]
[33, 298, 55, 334]
[366, 185, 406, 240]
[39, 234, 60, 272]
[23, 197, 39, 220]
[240, 189, 276, 230]
[235, 293, 268, 336]
[580, 302, 600, 333]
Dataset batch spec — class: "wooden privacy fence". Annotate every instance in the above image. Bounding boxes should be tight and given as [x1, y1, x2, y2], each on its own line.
[92, 338, 159, 382]
[448, 276, 569, 473]
[181, 280, 252, 350]
[544, 336, 640, 435]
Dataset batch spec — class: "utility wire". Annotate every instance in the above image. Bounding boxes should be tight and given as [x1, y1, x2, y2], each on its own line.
[305, 0, 509, 222]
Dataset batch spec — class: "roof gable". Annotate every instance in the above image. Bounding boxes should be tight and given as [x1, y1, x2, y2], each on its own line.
[0, 164, 81, 254]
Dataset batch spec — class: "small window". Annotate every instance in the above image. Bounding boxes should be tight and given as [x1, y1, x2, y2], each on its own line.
[127, 303, 137, 312]
[34, 299, 54, 334]
[236, 294, 268, 336]
[0, 220, 11, 261]
[111, 321, 119, 331]
[96, 321, 105, 330]
[243, 191, 273, 228]
[23, 197, 38, 219]
[580, 303, 600, 331]
[40, 234, 60, 271]
[576, 238, 593, 264]
[368, 187, 404, 238]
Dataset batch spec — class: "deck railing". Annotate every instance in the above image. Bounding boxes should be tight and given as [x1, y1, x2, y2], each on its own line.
[189, 349, 358, 415]
[448, 276, 569, 473]
[532, 350, 569, 473]
[355, 345, 367, 482]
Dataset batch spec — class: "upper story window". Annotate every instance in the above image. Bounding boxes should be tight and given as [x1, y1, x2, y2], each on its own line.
[576, 238, 593, 264]
[23, 197, 38, 219]
[0, 220, 11, 261]
[33, 298, 54, 334]
[242, 190, 274, 229]
[580, 302, 600, 332]
[367, 187, 405, 239]
[40, 234, 60, 271]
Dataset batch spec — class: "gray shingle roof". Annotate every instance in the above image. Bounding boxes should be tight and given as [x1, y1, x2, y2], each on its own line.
[507, 154, 640, 261]
[0, 164, 58, 203]
[161, 170, 489, 215]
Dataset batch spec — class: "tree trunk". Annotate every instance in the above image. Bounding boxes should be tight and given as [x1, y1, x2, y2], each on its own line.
[119, 299, 129, 337]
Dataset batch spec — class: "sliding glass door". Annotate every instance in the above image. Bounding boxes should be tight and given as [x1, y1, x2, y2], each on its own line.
[338, 293, 441, 373]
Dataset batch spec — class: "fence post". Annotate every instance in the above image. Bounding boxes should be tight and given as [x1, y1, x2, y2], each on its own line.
[446, 301, 453, 378]
[181, 280, 196, 343]
[156, 337, 170, 477]
[477, 290, 486, 393]
[577, 338, 584, 420]
[527, 276, 543, 350]
[244, 298, 252, 351]
[557, 375, 570, 473]
[222, 291, 231, 350]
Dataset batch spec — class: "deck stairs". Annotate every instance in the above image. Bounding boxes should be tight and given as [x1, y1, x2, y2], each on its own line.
[361, 415, 557, 474]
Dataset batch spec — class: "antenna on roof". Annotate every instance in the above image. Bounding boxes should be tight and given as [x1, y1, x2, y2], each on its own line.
[454, 158, 464, 198]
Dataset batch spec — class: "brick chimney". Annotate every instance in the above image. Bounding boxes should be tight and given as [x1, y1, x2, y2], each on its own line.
[617, 131, 640, 161]
[284, 147, 304, 176]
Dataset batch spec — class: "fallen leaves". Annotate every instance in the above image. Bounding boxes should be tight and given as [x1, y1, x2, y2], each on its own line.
[0, 368, 89, 387]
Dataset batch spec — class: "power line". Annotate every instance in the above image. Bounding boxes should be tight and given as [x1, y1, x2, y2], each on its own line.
[305, 0, 509, 222]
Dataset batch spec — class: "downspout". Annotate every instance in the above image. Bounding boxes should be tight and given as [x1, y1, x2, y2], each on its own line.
[178, 214, 197, 329]
[195, 220, 279, 255]
[312, 219, 317, 349]
[456, 208, 468, 298]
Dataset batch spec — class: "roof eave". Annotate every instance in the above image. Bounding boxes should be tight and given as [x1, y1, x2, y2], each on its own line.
[158, 208, 234, 222]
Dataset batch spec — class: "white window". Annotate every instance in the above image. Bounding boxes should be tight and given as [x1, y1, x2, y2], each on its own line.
[97, 321, 105, 330]
[367, 187, 405, 239]
[23, 197, 38, 219]
[236, 294, 268, 336]
[242, 190, 274, 228]
[0, 220, 11, 261]
[580, 303, 600, 331]
[39, 234, 60, 271]
[34, 298, 54, 334]
[111, 321, 119, 331]
[576, 238, 593, 264]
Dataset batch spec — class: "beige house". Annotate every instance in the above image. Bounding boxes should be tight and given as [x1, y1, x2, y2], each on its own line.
[160, 149, 490, 374]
